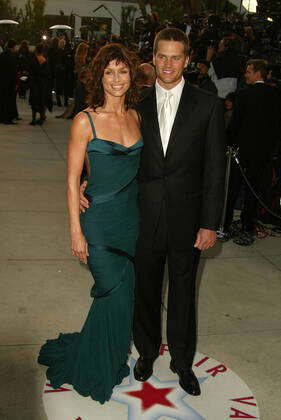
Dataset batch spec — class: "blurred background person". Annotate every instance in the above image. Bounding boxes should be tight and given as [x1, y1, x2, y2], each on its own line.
[54, 39, 72, 107]
[47, 37, 59, 95]
[29, 43, 52, 125]
[74, 41, 90, 77]
[72, 67, 89, 116]
[17, 40, 32, 99]
[207, 37, 242, 98]
[0, 38, 4, 54]
[224, 91, 236, 127]
[56, 41, 89, 119]
[197, 59, 218, 94]
[224, 59, 281, 245]
[241, 26, 261, 58]
[138, 62, 156, 91]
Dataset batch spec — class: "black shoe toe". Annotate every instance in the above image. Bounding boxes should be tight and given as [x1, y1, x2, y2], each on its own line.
[170, 362, 201, 396]
[134, 357, 155, 382]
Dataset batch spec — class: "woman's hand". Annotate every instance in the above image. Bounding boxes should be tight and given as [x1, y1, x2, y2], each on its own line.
[71, 232, 89, 264]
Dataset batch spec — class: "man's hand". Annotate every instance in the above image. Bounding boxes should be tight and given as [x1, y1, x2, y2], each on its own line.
[79, 180, 89, 213]
[194, 228, 216, 251]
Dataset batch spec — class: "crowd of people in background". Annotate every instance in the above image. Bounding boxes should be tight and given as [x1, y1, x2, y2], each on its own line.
[0, 10, 280, 244]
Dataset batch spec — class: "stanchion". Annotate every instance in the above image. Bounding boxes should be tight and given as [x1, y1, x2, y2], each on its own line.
[217, 146, 233, 239]
[232, 148, 281, 221]
[217, 147, 281, 240]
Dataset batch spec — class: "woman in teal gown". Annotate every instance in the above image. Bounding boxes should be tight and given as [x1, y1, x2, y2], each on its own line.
[38, 44, 142, 404]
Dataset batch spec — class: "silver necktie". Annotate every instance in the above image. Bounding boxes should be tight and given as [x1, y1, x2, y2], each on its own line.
[159, 91, 173, 154]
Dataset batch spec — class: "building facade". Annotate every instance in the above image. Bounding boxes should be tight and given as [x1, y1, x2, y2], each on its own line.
[11, 0, 251, 38]
[12, 0, 143, 36]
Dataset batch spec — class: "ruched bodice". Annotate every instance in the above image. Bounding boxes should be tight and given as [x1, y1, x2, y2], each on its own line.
[38, 111, 143, 404]
[84, 137, 142, 199]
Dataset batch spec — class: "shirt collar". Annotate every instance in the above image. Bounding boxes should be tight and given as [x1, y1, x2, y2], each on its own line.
[156, 77, 185, 99]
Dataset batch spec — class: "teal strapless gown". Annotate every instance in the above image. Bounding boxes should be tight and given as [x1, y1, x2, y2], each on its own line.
[38, 111, 143, 404]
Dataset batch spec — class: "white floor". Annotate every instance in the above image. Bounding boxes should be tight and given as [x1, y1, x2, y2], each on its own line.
[0, 100, 280, 420]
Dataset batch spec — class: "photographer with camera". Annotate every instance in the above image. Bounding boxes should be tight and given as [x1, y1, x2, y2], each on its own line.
[197, 59, 218, 95]
[207, 37, 242, 98]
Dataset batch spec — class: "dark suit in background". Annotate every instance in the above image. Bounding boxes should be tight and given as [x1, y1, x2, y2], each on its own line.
[225, 82, 281, 232]
[134, 84, 225, 369]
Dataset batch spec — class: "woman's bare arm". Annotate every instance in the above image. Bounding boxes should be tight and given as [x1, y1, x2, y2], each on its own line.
[67, 112, 91, 263]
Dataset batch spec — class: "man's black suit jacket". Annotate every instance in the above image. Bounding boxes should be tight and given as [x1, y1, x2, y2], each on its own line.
[137, 83, 226, 250]
[227, 83, 281, 161]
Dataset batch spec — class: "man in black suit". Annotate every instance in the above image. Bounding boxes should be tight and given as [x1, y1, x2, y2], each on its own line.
[133, 28, 225, 395]
[79, 29, 225, 396]
[225, 59, 281, 243]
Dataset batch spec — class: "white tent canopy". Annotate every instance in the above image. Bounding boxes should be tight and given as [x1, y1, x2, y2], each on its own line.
[49, 25, 73, 30]
[0, 20, 19, 25]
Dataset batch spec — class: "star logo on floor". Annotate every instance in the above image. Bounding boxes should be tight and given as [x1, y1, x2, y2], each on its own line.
[42, 351, 260, 419]
[111, 358, 208, 419]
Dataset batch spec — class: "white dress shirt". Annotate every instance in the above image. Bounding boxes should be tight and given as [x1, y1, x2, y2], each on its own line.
[156, 77, 185, 155]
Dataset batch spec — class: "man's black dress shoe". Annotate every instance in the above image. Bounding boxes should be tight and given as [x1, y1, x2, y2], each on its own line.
[170, 362, 201, 396]
[134, 357, 156, 382]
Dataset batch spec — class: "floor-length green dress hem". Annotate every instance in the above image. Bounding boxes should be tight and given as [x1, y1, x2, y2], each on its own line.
[38, 333, 130, 404]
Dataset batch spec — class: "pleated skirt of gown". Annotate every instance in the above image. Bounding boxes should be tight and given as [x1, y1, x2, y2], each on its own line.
[38, 247, 134, 404]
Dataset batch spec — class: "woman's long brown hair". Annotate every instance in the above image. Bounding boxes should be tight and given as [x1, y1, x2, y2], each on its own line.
[86, 43, 140, 111]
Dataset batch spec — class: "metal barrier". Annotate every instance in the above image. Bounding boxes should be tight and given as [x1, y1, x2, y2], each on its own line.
[217, 147, 281, 239]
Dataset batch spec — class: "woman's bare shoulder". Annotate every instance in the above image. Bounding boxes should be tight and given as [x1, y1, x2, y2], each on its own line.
[72, 110, 90, 127]
[70, 110, 93, 140]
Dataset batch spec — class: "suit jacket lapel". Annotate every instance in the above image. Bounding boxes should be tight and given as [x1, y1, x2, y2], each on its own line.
[165, 84, 197, 158]
[143, 86, 164, 158]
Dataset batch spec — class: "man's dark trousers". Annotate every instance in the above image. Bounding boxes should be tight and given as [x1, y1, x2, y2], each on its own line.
[134, 201, 201, 370]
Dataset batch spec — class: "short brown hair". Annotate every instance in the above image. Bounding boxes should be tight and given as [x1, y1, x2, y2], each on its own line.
[86, 43, 140, 111]
[153, 28, 189, 56]
[247, 59, 268, 80]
